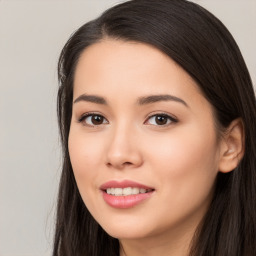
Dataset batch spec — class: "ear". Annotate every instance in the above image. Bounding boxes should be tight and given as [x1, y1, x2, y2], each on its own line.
[218, 118, 245, 173]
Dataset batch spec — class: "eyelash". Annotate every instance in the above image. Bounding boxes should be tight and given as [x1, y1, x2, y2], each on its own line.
[78, 112, 178, 127]
[78, 112, 108, 126]
[145, 113, 178, 126]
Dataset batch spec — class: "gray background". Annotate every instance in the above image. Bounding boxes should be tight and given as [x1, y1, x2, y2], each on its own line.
[0, 0, 255, 255]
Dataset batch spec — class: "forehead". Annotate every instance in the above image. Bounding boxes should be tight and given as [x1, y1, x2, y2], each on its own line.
[73, 39, 203, 104]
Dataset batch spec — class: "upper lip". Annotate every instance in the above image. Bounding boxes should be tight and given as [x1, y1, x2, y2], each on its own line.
[100, 180, 155, 191]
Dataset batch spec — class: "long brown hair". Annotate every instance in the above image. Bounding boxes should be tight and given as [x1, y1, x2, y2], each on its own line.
[54, 0, 256, 255]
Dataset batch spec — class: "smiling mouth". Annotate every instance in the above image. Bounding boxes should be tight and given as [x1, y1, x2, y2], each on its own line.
[100, 180, 155, 208]
[104, 187, 154, 196]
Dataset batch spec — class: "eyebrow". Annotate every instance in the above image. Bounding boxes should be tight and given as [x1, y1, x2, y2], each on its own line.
[137, 94, 188, 107]
[73, 94, 107, 104]
[73, 93, 188, 107]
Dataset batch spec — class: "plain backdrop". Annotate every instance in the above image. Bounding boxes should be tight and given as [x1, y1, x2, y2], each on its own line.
[0, 0, 255, 255]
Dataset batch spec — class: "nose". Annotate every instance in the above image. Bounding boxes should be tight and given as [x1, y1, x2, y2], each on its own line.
[105, 124, 143, 170]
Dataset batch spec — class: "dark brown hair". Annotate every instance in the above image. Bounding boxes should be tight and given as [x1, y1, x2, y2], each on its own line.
[54, 0, 256, 255]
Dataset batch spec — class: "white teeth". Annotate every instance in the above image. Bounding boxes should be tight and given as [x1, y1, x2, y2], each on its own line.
[105, 187, 151, 196]
[132, 187, 139, 194]
[114, 188, 122, 196]
[123, 187, 132, 196]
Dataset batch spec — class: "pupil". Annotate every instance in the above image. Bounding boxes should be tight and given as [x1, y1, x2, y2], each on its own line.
[156, 115, 167, 125]
[92, 115, 103, 125]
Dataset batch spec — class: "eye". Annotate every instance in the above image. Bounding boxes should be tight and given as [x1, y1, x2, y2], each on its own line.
[145, 114, 177, 126]
[79, 113, 108, 126]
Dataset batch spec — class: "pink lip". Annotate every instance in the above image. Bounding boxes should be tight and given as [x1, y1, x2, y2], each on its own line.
[100, 180, 155, 209]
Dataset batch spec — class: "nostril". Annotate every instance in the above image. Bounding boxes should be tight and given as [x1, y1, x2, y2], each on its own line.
[106, 161, 133, 168]
[124, 162, 132, 165]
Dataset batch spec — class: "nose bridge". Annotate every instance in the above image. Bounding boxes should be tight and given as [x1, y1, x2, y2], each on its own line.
[105, 119, 142, 169]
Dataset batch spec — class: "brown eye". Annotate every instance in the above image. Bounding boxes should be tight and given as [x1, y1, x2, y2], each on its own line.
[91, 115, 104, 125]
[80, 114, 108, 126]
[155, 115, 168, 125]
[146, 114, 177, 126]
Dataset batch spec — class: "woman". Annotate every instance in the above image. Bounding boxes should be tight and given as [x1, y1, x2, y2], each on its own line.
[53, 0, 256, 255]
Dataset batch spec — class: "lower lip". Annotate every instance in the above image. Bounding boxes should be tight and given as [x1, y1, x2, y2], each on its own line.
[102, 191, 154, 209]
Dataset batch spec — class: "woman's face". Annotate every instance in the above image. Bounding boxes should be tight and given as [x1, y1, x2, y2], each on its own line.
[69, 40, 222, 242]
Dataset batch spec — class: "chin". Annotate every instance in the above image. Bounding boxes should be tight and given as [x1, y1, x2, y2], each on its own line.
[105, 227, 149, 240]
[98, 217, 157, 240]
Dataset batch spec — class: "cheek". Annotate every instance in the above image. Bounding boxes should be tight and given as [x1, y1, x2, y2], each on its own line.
[138, 127, 219, 230]
[68, 131, 104, 200]
[148, 126, 218, 169]
[68, 129, 104, 170]
[145, 125, 219, 203]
